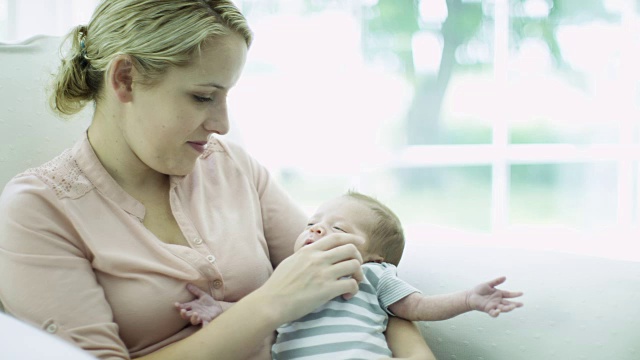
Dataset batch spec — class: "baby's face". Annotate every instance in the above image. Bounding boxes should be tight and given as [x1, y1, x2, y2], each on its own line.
[294, 196, 372, 255]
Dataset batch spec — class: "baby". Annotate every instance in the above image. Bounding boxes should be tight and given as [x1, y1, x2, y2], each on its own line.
[175, 191, 523, 359]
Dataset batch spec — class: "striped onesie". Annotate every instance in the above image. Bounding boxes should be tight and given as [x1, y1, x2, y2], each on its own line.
[272, 262, 420, 360]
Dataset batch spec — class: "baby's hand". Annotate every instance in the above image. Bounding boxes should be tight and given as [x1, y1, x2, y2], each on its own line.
[174, 284, 224, 327]
[467, 277, 523, 317]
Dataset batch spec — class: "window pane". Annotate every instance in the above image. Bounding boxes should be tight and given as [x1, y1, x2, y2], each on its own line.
[370, 166, 492, 232]
[362, 0, 495, 145]
[508, 2, 640, 144]
[280, 165, 493, 233]
[509, 162, 619, 229]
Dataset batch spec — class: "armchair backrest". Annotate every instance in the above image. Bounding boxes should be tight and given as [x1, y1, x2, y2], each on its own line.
[0, 36, 91, 191]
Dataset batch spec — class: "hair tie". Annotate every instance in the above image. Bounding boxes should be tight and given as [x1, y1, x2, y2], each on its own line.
[78, 26, 88, 59]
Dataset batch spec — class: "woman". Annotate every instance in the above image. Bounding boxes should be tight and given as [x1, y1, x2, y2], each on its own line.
[0, 1, 435, 359]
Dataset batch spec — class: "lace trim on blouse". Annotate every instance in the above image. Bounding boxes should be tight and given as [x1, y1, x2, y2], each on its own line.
[200, 137, 225, 159]
[14, 137, 225, 200]
[17, 148, 94, 200]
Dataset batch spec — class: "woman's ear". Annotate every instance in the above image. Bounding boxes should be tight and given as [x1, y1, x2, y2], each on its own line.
[109, 55, 135, 103]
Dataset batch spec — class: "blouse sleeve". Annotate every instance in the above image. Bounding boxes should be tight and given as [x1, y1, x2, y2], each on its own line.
[0, 176, 130, 360]
[220, 140, 308, 267]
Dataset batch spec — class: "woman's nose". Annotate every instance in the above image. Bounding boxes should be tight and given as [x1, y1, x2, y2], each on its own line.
[204, 102, 230, 135]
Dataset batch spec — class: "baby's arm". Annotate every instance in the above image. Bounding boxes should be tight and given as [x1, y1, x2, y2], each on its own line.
[174, 284, 224, 327]
[389, 276, 523, 321]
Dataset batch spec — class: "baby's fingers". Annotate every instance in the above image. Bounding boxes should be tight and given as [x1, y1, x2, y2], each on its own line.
[487, 276, 507, 288]
[190, 312, 202, 325]
[502, 290, 524, 299]
[178, 308, 192, 320]
[186, 283, 208, 298]
[498, 300, 523, 313]
[174, 302, 192, 311]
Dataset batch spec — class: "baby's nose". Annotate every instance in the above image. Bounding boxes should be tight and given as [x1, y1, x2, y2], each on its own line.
[310, 224, 325, 235]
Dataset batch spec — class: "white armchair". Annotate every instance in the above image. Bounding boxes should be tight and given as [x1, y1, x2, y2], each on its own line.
[1, 35, 639, 360]
[400, 238, 640, 359]
[0, 35, 91, 189]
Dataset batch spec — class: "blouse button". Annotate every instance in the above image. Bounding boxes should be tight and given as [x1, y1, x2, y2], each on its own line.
[46, 324, 58, 333]
[206, 255, 215, 263]
[193, 237, 203, 245]
[212, 279, 223, 289]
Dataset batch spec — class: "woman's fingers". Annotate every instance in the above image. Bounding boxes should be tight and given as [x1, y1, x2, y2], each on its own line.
[306, 233, 364, 265]
[322, 243, 363, 268]
[308, 233, 364, 253]
[257, 233, 367, 324]
[330, 277, 360, 301]
[326, 258, 364, 283]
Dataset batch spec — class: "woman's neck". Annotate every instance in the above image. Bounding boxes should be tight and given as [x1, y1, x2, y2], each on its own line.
[87, 111, 170, 196]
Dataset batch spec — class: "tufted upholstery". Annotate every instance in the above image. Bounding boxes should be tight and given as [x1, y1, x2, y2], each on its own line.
[2, 36, 640, 360]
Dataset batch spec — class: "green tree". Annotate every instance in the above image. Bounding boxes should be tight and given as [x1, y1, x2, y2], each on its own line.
[362, 0, 617, 145]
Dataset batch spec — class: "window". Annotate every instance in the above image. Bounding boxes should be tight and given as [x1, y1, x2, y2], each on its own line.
[233, 0, 640, 261]
[3, 0, 638, 261]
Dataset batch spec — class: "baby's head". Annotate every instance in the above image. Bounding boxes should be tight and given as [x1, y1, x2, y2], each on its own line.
[294, 191, 405, 266]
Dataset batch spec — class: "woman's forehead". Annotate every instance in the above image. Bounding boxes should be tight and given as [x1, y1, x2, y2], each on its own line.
[165, 33, 247, 88]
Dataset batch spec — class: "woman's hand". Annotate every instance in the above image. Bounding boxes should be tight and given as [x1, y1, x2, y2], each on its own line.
[255, 233, 365, 324]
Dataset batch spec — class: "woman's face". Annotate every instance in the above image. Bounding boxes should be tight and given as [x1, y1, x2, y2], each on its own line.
[122, 32, 247, 176]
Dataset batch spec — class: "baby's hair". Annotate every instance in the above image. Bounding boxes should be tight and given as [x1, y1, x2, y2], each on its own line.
[50, 0, 252, 117]
[344, 190, 405, 266]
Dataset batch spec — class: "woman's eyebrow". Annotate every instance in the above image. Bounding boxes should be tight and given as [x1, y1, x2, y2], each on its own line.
[196, 82, 226, 90]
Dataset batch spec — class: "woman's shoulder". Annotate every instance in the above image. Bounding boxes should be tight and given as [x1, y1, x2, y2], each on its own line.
[2, 148, 92, 202]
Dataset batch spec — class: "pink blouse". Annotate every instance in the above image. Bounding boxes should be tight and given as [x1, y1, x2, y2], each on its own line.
[0, 133, 308, 359]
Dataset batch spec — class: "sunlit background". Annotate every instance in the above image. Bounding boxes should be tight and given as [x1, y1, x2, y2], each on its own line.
[2, 0, 639, 261]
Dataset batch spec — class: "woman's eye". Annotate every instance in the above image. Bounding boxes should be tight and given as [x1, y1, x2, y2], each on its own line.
[193, 95, 213, 103]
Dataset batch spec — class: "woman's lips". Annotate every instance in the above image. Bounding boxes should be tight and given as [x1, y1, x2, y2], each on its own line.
[188, 141, 207, 154]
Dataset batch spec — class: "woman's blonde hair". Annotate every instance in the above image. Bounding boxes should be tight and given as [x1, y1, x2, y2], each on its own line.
[50, 0, 253, 116]
[345, 191, 406, 266]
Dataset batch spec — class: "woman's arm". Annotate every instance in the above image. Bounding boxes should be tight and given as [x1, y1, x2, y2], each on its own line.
[140, 233, 366, 360]
[384, 317, 436, 360]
